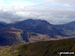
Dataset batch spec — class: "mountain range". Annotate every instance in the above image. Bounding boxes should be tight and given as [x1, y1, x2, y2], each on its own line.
[0, 19, 75, 46]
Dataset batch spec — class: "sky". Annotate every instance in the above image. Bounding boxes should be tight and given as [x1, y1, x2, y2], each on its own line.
[0, 0, 75, 24]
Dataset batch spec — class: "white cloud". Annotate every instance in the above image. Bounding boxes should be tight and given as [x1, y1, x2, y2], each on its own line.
[0, 0, 75, 24]
[45, 0, 75, 4]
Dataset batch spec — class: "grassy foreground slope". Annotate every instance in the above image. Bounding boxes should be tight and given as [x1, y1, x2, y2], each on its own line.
[0, 38, 75, 56]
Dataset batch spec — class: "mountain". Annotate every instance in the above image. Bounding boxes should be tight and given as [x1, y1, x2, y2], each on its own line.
[0, 19, 75, 46]
[0, 22, 7, 29]
[0, 38, 75, 56]
[0, 19, 66, 46]
[8, 19, 67, 42]
[0, 19, 75, 56]
[9, 19, 65, 37]
[0, 27, 24, 46]
[55, 21, 75, 37]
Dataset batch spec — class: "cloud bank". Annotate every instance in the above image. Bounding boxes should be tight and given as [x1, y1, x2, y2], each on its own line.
[45, 0, 75, 4]
[0, 0, 75, 24]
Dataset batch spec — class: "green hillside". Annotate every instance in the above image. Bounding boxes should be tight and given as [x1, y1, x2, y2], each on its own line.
[0, 38, 75, 56]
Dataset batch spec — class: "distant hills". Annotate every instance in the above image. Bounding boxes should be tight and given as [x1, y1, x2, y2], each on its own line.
[55, 21, 75, 37]
[0, 38, 75, 56]
[0, 22, 7, 29]
[0, 19, 75, 46]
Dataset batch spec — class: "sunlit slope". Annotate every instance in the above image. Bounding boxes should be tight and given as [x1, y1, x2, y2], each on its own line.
[0, 38, 75, 56]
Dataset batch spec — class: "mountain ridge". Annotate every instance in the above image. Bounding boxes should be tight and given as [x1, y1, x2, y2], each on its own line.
[0, 19, 75, 46]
